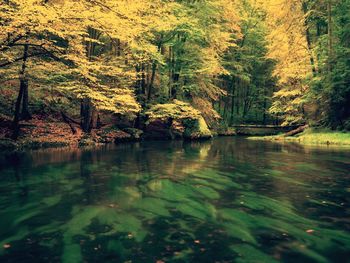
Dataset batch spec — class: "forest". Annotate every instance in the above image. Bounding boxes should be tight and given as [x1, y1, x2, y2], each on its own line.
[1, 1, 350, 262]
[0, 0, 350, 147]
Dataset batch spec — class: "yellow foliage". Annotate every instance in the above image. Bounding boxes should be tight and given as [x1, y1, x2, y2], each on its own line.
[145, 100, 202, 121]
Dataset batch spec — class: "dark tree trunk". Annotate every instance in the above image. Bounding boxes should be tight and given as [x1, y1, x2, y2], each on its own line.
[230, 77, 236, 125]
[116, 39, 121, 57]
[147, 61, 157, 101]
[302, 2, 317, 76]
[327, 0, 333, 73]
[61, 111, 77, 134]
[141, 63, 146, 95]
[171, 73, 179, 99]
[284, 125, 309, 137]
[263, 86, 267, 125]
[81, 98, 92, 133]
[11, 80, 25, 140]
[21, 78, 31, 120]
[147, 40, 162, 102]
[12, 43, 29, 139]
[90, 110, 100, 130]
[236, 79, 240, 115]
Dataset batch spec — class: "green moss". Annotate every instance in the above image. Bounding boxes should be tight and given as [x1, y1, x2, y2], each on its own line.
[249, 128, 350, 146]
[182, 116, 212, 139]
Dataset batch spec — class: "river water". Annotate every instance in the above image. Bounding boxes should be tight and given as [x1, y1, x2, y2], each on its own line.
[0, 137, 349, 262]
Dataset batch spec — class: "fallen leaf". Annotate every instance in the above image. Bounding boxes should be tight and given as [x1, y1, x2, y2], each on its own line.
[306, 229, 315, 234]
[3, 244, 11, 249]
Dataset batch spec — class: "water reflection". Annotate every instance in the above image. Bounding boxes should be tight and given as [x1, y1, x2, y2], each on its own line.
[0, 138, 349, 262]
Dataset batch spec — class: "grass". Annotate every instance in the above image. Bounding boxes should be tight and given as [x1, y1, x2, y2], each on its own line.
[248, 128, 350, 146]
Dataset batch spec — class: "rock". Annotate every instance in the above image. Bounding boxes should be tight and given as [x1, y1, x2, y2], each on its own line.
[170, 120, 185, 139]
[143, 119, 173, 140]
[123, 128, 143, 140]
[183, 116, 212, 140]
[113, 130, 132, 143]
[143, 100, 212, 140]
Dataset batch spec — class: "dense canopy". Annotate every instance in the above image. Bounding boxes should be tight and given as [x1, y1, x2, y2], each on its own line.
[1, 0, 349, 139]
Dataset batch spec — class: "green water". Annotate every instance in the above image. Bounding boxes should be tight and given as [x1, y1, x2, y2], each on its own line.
[0, 138, 349, 263]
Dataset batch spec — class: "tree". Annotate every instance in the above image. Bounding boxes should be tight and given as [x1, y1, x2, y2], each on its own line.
[218, 0, 277, 125]
[262, 0, 312, 125]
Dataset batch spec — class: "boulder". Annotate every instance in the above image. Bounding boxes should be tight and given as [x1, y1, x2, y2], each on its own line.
[183, 116, 212, 140]
[113, 130, 133, 143]
[143, 100, 212, 140]
[123, 128, 143, 141]
[143, 118, 173, 139]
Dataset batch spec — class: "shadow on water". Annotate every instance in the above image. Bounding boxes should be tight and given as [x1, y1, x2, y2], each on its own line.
[0, 138, 349, 262]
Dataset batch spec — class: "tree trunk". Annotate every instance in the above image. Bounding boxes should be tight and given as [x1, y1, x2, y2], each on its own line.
[147, 61, 157, 101]
[12, 43, 29, 139]
[284, 125, 309, 137]
[236, 79, 240, 115]
[90, 110, 100, 130]
[263, 85, 267, 125]
[11, 80, 25, 140]
[141, 63, 146, 95]
[80, 27, 97, 133]
[302, 2, 317, 76]
[61, 112, 77, 134]
[147, 40, 162, 102]
[327, 0, 333, 73]
[230, 77, 236, 125]
[21, 78, 31, 120]
[171, 73, 179, 99]
[81, 98, 92, 133]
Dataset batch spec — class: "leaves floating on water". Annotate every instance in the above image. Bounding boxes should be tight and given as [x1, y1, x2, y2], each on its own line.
[3, 244, 11, 249]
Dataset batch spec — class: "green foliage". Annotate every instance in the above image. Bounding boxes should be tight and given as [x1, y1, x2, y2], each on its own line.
[218, 0, 277, 125]
[0, 0, 349, 134]
[249, 128, 350, 146]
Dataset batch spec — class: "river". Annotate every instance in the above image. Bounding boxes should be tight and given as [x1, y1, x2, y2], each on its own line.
[0, 137, 349, 262]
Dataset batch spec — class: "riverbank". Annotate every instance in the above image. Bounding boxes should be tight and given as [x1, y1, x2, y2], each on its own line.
[248, 128, 350, 146]
[0, 118, 135, 151]
[0, 114, 219, 152]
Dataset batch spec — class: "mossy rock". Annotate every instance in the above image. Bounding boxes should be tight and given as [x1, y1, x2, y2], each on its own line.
[113, 130, 133, 143]
[123, 128, 143, 140]
[144, 100, 212, 140]
[183, 116, 212, 140]
[143, 118, 173, 140]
